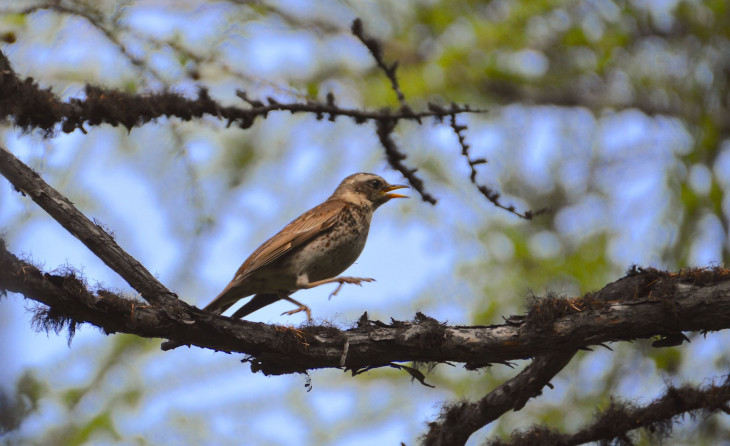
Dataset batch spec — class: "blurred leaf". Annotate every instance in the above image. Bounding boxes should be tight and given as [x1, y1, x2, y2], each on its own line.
[66, 412, 121, 446]
[0, 372, 46, 434]
[61, 387, 86, 409]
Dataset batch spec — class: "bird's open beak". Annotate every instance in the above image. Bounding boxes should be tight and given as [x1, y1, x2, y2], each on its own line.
[382, 184, 409, 199]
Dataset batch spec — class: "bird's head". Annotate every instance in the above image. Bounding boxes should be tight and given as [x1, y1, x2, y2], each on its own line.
[331, 173, 409, 209]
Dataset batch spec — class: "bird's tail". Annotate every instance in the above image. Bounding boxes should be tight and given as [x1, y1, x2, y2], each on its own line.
[231, 294, 282, 319]
[202, 285, 247, 315]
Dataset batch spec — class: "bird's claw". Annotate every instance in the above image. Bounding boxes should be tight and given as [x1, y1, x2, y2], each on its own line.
[282, 305, 313, 323]
[329, 277, 376, 299]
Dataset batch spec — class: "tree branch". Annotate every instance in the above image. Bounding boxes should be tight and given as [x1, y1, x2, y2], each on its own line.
[0, 146, 193, 323]
[2, 145, 729, 366]
[351, 18, 407, 107]
[376, 117, 437, 204]
[7, 3, 165, 82]
[0, 48, 473, 135]
[4, 204, 730, 445]
[0, 48, 476, 204]
[423, 349, 578, 446]
[445, 113, 548, 220]
[488, 376, 730, 446]
[2, 206, 730, 375]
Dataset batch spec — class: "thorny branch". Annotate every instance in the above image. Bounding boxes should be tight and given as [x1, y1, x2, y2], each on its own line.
[446, 113, 548, 220]
[487, 377, 730, 446]
[0, 11, 544, 216]
[351, 18, 407, 107]
[0, 46, 471, 135]
[0, 146, 194, 324]
[2, 135, 730, 446]
[349, 18, 544, 218]
[376, 118, 438, 204]
[0, 45, 468, 204]
[3, 153, 730, 444]
[4, 224, 730, 444]
[7, 4, 438, 202]
[423, 350, 578, 446]
[352, 18, 544, 219]
[2, 7, 727, 445]
[349, 17, 440, 204]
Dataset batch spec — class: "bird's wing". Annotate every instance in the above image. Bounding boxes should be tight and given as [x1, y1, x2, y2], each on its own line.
[202, 200, 347, 315]
[233, 199, 348, 280]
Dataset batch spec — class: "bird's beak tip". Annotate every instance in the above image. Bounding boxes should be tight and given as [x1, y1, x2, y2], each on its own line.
[383, 184, 409, 199]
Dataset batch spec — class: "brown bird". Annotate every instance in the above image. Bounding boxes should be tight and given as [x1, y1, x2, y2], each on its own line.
[203, 173, 408, 320]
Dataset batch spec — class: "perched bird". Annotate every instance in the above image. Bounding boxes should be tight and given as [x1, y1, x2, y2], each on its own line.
[203, 172, 408, 320]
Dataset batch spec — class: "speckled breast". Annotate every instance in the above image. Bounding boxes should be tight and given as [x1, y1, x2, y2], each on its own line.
[294, 204, 371, 282]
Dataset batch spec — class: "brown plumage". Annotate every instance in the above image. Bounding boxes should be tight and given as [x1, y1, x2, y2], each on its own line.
[203, 173, 408, 320]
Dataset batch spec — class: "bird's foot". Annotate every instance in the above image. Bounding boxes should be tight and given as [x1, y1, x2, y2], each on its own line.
[329, 276, 375, 299]
[282, 304, 312, 323]
[301, 275, 375, 299]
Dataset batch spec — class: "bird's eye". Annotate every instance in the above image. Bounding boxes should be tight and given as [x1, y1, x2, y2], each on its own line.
[369, 179, 383, 189]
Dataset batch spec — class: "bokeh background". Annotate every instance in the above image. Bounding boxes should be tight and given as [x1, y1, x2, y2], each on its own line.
[1, 0, 729, 445]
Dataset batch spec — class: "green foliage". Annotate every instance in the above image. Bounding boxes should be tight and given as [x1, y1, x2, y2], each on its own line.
[63, 412, 122, 446]
[650, 347, 682, 374]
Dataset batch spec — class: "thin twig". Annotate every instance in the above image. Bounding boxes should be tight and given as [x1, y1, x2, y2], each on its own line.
[448, 113, 549, 220]
[6, 3, 167, 83]
[376, 118, 437, 204]
[351, 18, 407, 107]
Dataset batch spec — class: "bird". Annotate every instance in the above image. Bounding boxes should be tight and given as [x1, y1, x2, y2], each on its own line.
[202, 172, 408, 321]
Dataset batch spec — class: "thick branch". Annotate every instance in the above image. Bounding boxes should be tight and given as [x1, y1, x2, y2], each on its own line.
[0, 146, 192, 322]
[423, 349, 578, 446]
[2, 233, 730, 375]
[489, 377, 730, 446]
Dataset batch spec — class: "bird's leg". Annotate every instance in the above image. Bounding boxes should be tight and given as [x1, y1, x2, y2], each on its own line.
[303, 276, 376, 289]
[281, 295, 312, 322]
[300, 276, 376, 299]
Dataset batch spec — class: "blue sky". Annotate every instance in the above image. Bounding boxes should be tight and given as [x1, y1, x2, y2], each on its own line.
[2, 2, 729, 445]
